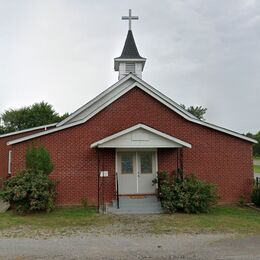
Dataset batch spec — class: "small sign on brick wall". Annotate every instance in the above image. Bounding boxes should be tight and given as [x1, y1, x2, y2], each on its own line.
[100, 171, 108, 177]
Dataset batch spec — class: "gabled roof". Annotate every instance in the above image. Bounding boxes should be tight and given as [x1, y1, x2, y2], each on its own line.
[116, 30, 144, 59]
[0, 123, 57, 138]
[90, 124, 192, 148]
[7, 74, 257, 145]
[57, 73, 198, 127]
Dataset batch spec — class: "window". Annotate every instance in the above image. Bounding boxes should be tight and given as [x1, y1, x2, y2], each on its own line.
[121, 153, 134, 174]
[140, 152, 153, 174]
[8, 150, 12, 175]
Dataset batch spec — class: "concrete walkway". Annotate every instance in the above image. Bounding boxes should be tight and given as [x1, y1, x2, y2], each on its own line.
[0, 234, 260, 259]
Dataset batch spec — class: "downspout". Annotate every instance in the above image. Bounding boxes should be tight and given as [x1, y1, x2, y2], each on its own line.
[102, 151, 105, 213]
[97, 148, 100, 213]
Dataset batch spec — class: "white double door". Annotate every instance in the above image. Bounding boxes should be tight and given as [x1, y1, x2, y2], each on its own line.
[117, 150, 157, 195]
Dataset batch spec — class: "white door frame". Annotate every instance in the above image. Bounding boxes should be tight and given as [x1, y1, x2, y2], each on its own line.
[115, 148, 158, 195]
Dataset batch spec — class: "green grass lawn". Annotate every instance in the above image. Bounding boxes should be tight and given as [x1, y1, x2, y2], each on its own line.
[0, 205, 260, 236]
[0, 207, 112, 231]
[151, 205, 260, 234]
[254, 165, 260, 173]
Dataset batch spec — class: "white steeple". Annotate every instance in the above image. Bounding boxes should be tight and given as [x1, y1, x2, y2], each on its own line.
[114, 9, 146, 80]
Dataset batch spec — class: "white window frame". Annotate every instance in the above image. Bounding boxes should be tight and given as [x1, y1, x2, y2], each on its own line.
[8, 150, 12, 175]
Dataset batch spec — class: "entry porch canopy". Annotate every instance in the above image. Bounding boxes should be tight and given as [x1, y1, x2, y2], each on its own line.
[90, 124, 192, 149]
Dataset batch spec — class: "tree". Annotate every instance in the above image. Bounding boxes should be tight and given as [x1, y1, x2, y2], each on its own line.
[0, 125, 5, 135]
[0, 102, 68, 134]
[246, 131, 260, 156]
[26, 145, 54, 175]
[180, 104, 207, 120]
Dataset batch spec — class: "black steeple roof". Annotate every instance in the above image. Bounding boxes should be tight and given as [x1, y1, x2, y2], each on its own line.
[118, 30, 144, 59]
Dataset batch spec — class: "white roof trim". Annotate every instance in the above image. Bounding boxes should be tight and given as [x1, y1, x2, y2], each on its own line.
[60, 74, 256, 144]
[56, 74, 135, 127]
[114, 58, 146, 62]
[0, 123, 57, 138]
[90, 124, 192, 148]
[7, 121, 79, 145]
[58, 73, 198, 127]
[7, 74, 257, 145]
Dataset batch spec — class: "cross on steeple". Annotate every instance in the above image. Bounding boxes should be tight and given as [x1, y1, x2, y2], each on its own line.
[122, 9, 138, 31]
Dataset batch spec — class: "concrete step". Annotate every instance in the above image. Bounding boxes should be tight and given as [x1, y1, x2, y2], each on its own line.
[113, 202, 162, 209]
[108, 196, 164, 214]
[107, 206, 164, 214]
[115, 200, 160, 205]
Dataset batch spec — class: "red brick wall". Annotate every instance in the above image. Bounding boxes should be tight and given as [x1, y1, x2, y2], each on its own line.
[0, 126, 56, 186]
[0, 130, 44, 182]
[10, 87, 254, 205]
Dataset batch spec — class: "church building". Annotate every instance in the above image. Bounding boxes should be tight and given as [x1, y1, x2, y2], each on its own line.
[0, 10, 256, 210]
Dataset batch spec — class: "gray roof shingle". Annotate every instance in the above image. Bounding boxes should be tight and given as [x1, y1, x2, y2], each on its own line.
[117, 30, 144, 59]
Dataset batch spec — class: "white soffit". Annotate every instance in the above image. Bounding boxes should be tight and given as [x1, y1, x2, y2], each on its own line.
[90, 124, 192, 148]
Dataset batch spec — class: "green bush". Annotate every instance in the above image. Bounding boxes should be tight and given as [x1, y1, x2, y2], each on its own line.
[26, 145, 53, 175]
[0, 169, 56, 214]
[251, 184, 260, 207]
[157, 172, 217, 213]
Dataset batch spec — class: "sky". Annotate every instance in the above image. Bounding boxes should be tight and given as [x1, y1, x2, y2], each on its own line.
[0, 0, 259, 133]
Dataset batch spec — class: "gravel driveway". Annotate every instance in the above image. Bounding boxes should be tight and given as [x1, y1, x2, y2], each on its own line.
[0, 233, 260, 259]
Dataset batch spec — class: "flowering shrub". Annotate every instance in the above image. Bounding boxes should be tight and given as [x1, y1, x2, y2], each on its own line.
[0, 169, 56, 214]
[155, 171, 217, 213]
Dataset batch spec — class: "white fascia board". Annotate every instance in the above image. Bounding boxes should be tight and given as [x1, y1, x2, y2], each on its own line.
[0, 123, 57, 138]
[131, 77, 257, 143]
[114, 58, 147, 62]
[81, 80, 256, 144]
[137, 84, 257, 143]
[90, 78, 257, 144]
[90, 124, 192, 148]
[7, 121, 80, 145]
[132, 75, 198, 119]
[189, 120, 257, 143]
[7, 74, 257, 145]
[58, 73, 195, 127]
[8, 85, 141, 145]
[98, 145, 182, 148]
[56, 74, 133, 127]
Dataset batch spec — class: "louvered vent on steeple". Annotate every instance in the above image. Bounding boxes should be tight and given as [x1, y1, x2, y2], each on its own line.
[125, 62, 135, 74]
